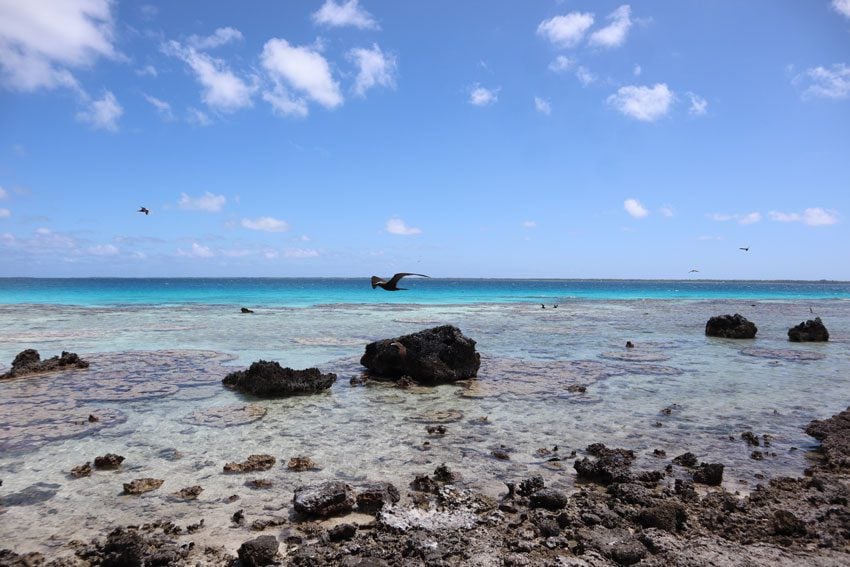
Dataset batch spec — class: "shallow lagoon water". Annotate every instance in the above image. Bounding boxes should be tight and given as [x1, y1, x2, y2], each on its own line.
[1, 289, 849, 557]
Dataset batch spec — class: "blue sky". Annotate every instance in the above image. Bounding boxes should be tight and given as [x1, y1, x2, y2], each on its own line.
[1, 0, 849, 279]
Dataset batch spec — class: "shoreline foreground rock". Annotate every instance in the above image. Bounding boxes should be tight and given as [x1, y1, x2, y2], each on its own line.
[222, 360, 336, 396]
[360, 325, 481, 384]
[705, 314, 758, 339]
[788, 317, 829, 342]
[0, 349, 89, 380]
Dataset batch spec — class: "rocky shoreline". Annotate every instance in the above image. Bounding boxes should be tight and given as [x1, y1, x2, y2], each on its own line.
[2, 406, 849, 566]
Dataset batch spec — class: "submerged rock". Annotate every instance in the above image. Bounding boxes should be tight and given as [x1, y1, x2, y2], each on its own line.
[788, 317, 829, 342]
[360, 325, 481, 384]
[70, 463, 93, 478]
[222, 360, 336, 397]
[0, 349, 89, 380]
[693, 463, 724, 486]
[705, 314, 757, 339]
[173, 485, 203, 500]
[287, 456, 319, 472]
[224, 454, 276, 474]
[123, 478, 164, 495]
[293, 481, 356, 518]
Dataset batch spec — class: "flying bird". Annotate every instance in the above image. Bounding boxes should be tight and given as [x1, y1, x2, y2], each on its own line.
[689, 269, 699, 273]
[371, 273, 430, 291]
[138, 207, 150, 215]
[739, 247, 749, 251]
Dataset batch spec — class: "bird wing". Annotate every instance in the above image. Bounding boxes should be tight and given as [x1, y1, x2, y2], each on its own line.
[370, 276, 386, 289]
[387, 273, 430, 287]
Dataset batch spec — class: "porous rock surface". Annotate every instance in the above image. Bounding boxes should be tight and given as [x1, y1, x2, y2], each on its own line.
[705, 314, 758, 339]
[0, 349, 89, 380]
[222, 360, 336, 396]
[360, 325, 481, 384]
[788, 317, 829, 342]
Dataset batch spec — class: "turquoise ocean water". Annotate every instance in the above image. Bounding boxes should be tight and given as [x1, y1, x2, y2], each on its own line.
[2, 278, 850, 557]
[1, 277, 849, 306]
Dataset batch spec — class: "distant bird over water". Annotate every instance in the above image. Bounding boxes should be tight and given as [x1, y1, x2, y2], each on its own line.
[739, 247, 749, 251]
[371, 272, 430, 291]
[689, 269, 699, 273]
[138, 207, 150, 215]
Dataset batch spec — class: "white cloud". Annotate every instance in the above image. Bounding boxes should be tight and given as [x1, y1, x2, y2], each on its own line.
[136, 65, 157, 77]
[284, 248, 320, 258]
[178, 242, 214, 258]
[537, 12, 594, 48]
[187, 27, 243, 50]
[88, 243, 118, 256]
[385, 217, 421, 235]
[534, 96, 551, 115]
[709, 213, 734, 222]
[313, 0, 378, 30]
[576, 66, 597, 86]
[738, 212, 761, 225]
[469, 83, 499, 106]
[548, 55, 575, 73]
[607, 83, 674, 121]
[522, 220, 537, 229]
[633, 64, 642, 76]
[0, 0, 116, 91]
[164, 40, 255, 112]
[624, 198, 649, 218]
[348, 44, 397, 96]
[687, 92, 708, 115]
[262, 84, 309, 117]
[261, 38, 343, 112]
[0, 186, 7, 199]
[178, 191, 226, 212]
[0, 208, 10, 218]
[139, 4, 158, 21]
[76, 90, 123, 131]
[144, 94, 173, 120]
[187, 107, 212, 126]
[589, 5, 633, 48]
[796, 64, 850, 100]
[660, 205, 675, 217]
[833, 0, 850, 19]
[770, 208, 839, 227]
[241, 217, 290, 232]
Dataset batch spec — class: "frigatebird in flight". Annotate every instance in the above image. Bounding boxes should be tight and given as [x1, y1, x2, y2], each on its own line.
[138, 207, 150, 215]
[739, 247, 749, 251]
[371, 273, 430, 291]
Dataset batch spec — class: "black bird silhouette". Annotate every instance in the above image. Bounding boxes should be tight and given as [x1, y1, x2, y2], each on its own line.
[689, 269, 699, 273]
[138, 207, 150, 215]
[371, 273, 430, 291]
[739, 247, 749, 251]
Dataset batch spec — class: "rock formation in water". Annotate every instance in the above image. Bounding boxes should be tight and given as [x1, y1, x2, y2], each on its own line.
[222, 360, 336, 396]
[293, 481, 356, 518]
[0, 349, 89, 380]
[705, 314, 758, 339]
[360, 325, 481, 384]
[788, 317, 829, 342]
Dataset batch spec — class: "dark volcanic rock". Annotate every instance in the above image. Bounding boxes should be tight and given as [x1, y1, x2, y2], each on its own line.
[94, 453, 125, 470]
[222, 360, 336, 397]
[574, 445, 636, 485]
[224, 454, 276, 473]
[693, 462, 724, 486]
[529, 488, 569, 510]
[238, 535, 279, 566]
[293, 481, 356, 518]
[788, 317, 829, 342]
[356, 482, 400, 513]
[173, 485, 203, 500]
[360, 325, 481, 384]
[240, 307, 255, 314]
[672, 452, 698, 468]
[0, 349, 89, 379]
[705, 314, 757, 339]
[328, 523, 357, 542]
[806, 407, 850, 470]
[637, 502, 686, 532]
